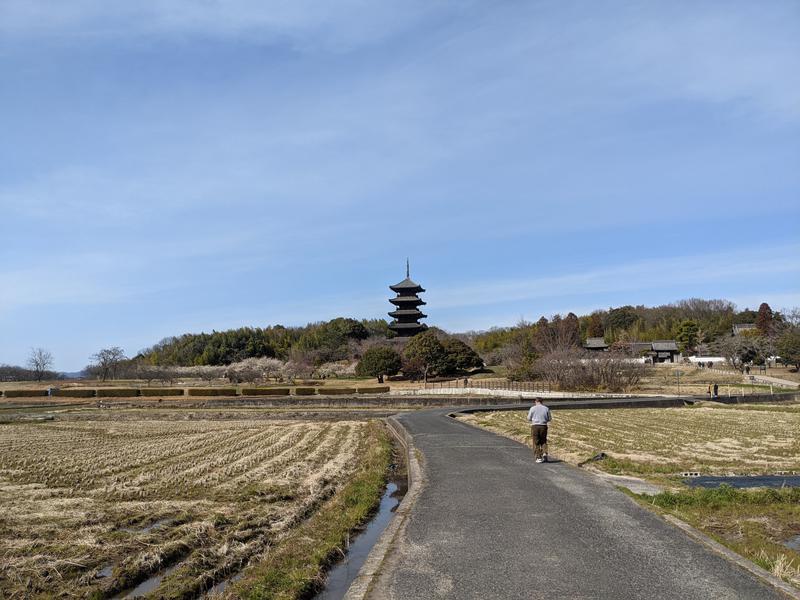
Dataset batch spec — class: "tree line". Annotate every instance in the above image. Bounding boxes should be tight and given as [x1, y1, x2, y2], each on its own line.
[138, 318, 390, 366]
[0, 348, 60, 382]
[7, 298, 799, 386]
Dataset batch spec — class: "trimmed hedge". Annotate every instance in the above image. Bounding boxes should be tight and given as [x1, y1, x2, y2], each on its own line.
[356, 386, 391, 394]
[56, 389, 96, 398]
[187, 388, 238, 397]
[96, 388, 140, 398]
[293, 387, 317, 396]
[322, 388, 356, 395]
[3, 389, 49, 398]
[140, 388, 185, 397]
[241, 388, 291, 396]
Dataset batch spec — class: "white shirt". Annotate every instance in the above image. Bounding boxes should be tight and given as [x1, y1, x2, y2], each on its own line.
[527, 404, 551, 425]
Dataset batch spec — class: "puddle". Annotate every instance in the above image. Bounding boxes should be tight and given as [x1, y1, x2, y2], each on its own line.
[112, 563, 180, 599]
[202, 571, 245, 597]
[98, 565, 114, 578]
[784, 535, 800, 552]
[313, 476, 407, 600]
[684, 475, 800, 489]
[122, 518, 171, 534]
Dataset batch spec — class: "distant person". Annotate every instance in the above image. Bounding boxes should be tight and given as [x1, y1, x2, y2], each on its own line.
[707, 384, 711, 398]
[745, 365, 750, 375]
[526, 398, 551, 463]
[713, 383, 719, 399]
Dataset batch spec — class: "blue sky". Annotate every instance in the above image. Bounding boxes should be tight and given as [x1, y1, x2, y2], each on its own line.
[1, 1, 799, 371]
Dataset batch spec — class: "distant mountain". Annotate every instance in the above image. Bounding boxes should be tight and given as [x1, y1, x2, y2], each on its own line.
[60, 371, 86, 379]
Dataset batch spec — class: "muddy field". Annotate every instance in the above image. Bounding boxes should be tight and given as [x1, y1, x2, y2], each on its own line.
[459, 402, 800, 476]
[0, 414, 384, 598]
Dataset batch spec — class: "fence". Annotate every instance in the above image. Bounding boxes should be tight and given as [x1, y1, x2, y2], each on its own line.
[422, 378, 552, 393]
[707, 365, 798, 389]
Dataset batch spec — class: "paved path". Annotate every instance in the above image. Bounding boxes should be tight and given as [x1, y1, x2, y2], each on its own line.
[372, 408, 787, 600]
[750, 374, 799, 388]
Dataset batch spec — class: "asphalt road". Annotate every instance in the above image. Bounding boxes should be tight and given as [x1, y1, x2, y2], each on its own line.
[371, 408, 787, 600]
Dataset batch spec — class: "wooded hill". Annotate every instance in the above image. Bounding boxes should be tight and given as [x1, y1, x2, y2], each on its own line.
[468, 299, 776, 358]
[139, 318, 390, 366]
[137, 298, 795, 369]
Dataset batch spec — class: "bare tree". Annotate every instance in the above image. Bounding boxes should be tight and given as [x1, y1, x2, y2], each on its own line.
[713, 336, 766, 370]
[157, 366, 177, 386]
[27, 347, 54, 382]
[783, 307, 800, 328]
[89, 347, 127, 381]
[198, 367, 222, 385]
[138, 364, 157, 386]
[533, 350, 644, 392]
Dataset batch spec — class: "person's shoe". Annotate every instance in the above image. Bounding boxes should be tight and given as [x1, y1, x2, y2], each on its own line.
[535, 458, 544, 463]
[542, 454, 548, 463]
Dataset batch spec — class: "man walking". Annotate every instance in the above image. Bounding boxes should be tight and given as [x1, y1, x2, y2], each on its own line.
[527, 398, 551, 463]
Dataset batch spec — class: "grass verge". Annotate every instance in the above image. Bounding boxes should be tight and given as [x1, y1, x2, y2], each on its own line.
[232, 420, 392, 599]
[632, 485, 800, 589]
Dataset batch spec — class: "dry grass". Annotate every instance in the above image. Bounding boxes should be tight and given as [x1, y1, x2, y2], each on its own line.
[0, 415, 379, 598]
[638, 486, 800, 590]
[763, 366, 800, 384]
[634, 364, 775, 396]
[459, 402, 800, 477]
[463, 404, 800, 590]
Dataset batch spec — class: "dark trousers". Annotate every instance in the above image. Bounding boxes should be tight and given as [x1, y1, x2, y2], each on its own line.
[531, 425, 548, 459]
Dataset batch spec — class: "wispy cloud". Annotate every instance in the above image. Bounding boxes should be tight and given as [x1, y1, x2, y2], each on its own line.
[428, 243, 800, 310]
[1, 1, 797, 369]
[0, 0, 445, 50]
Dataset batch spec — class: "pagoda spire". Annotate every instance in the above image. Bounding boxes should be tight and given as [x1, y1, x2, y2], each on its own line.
[406, 258, 410, 278]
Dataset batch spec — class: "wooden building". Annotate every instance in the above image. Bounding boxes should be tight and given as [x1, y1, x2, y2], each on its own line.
[584, 337, 609, 352]
[627, 341, 680, 363]
[650, 340, 680, 363]
[388, 262, 428, 337]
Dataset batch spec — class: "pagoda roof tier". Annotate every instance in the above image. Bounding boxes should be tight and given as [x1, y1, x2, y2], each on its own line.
[389, 277, 425, 293]
[389, 296, 426, 306]
[388, 309, 428, 319]
[389, 321, 429, 330]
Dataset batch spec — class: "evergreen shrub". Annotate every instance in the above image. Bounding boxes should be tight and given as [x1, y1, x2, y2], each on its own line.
[323, 388, 356, 395]
[3, 389, 48, 398]
[293, 387, 317, 395]
[187, 388, 238, 396]
[241, 388, 291, 396]
[56, 389, 96, 398]
[140, 388, 185, 397]
[96, 388, 140, 397]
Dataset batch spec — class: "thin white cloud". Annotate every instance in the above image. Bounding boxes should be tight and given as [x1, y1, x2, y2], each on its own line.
[427, 243, 800, 310]
[608, 4, 800, 122]
[0, 0, 446, 50]
[0, 233, 259, 312]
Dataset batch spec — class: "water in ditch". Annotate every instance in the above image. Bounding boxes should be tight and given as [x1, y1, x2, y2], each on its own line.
[684, 475, 800, 489]
[313, 475, 407, 600]
[112, 563, 181, 599]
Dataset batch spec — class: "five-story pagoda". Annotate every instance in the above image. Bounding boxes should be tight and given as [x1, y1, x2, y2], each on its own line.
[388, 261, 428, 337]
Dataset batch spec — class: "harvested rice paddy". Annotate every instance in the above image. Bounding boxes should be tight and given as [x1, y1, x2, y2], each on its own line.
[459, 402, 800, 476]
[0, 416, 386, 598]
